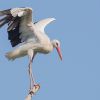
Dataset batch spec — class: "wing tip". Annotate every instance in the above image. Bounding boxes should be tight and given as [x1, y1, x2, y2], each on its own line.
[48, 17, 56, 22]
[51, 17, 56, 21]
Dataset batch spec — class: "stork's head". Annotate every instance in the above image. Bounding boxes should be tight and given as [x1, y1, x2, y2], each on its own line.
[52, 40, 62, 60]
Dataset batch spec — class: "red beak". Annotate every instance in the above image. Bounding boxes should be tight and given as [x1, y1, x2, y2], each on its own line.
[56, 47, 62, 60]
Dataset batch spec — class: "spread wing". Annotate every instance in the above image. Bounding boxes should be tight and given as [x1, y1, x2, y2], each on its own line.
[35, 18, 56, 33]
[0, 7, 36, 47]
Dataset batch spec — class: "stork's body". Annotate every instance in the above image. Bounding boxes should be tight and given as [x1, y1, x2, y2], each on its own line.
[6, 23, 53, 60]
[0, 7, 62, 96]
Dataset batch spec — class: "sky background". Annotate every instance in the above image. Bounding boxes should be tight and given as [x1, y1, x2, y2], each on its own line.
[0, 0, 100, 100]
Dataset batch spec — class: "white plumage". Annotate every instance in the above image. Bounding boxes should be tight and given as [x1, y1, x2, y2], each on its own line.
[0, 7, 62, 96]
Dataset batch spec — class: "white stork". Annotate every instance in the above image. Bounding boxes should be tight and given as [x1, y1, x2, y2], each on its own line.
[0, 7, 62, 95]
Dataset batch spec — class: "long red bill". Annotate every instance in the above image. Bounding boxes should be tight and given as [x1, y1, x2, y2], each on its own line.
[56, 47, 62, 60]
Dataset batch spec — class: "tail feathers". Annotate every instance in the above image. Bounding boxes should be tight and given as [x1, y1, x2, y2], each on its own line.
[5, 52, 15, 60]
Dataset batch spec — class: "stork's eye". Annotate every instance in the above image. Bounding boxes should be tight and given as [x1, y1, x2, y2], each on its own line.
[56, 42, 58, 46]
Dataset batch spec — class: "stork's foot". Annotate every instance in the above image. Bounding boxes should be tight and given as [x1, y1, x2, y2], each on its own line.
[29, 84, 40, 96]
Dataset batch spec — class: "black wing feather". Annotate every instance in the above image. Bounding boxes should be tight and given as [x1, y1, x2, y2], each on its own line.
[7, 17, 22, 47]
[0, 9, 11, 16]
[0, 8, 24, 47]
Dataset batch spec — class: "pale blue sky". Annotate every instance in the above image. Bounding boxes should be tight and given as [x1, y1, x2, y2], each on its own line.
[0, 0, 100, 100]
